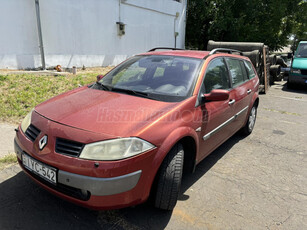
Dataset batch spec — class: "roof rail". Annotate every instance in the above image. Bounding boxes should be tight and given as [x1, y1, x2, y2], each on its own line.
[209, 48, 243, 56]
[148, 47, 184, 52]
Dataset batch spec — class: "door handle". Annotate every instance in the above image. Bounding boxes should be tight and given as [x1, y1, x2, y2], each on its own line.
[247, 89, 252, 94]
[228, 99, 236, 105]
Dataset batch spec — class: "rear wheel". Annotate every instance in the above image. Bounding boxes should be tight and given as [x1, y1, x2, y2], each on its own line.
[269, 75, 274, 85]
[154, 143, 184, 211]
[241, 104, 257, 135]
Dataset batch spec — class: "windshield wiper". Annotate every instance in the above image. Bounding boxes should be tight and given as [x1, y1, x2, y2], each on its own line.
[96, 82, 111, 91]
[111, 87, 152, 99]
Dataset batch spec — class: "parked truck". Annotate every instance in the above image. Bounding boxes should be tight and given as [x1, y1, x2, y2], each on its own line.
[288, 41, 307, 88]
[207, 40, 285, 93]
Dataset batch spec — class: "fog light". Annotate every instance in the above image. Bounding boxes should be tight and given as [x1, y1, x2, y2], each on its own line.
[80, 189, 90, 199]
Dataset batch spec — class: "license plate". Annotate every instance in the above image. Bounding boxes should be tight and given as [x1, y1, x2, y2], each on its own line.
[22, 153, 57, 184]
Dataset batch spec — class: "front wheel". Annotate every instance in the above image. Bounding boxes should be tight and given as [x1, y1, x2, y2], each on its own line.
[154, 143, 184, 211]
[287, 78, 293, 89]
[241, 104, 257, 135]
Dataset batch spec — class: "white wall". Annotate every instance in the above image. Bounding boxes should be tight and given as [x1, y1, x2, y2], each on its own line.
[0, 0, 187, 69]
[0, 0, 41, 69]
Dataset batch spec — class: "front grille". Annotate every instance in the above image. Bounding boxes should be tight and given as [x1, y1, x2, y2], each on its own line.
[25, 124, 40, 142]
[55, 138, 84, 157]
[20, 159, 90, 201]
[300, 69, 307, 75]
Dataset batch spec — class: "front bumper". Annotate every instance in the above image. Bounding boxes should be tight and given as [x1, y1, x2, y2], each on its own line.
[58, 169, 141, 196]
[14, 117, 159, 209]
[288, 73, 307, 85]
[15, 138, 141, 196]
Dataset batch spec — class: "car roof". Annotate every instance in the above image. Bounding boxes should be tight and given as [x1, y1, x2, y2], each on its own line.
[139, 50, 210, 59]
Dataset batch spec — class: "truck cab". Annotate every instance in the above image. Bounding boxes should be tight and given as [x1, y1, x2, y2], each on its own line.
[288, 41, 307, 88]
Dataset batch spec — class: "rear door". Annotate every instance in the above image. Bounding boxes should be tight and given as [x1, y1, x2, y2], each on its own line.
[225, 58, 252, 132]
[244, 60, 259, 97]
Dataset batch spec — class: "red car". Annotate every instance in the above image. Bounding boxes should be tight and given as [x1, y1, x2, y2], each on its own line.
[14, 48, 259, 210]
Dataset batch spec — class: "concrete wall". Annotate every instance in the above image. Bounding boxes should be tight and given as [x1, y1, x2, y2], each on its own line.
[0, 0, 41, 69]
[0, 0, 187, 69]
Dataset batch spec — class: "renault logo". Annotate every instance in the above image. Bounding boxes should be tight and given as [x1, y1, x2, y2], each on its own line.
[39, 135, 48, 150]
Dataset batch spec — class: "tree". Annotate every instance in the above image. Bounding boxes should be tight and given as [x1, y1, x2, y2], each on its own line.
[185, 0, 213, 50]
[290, 1, 307, 51]
[185, 0, 305, 51]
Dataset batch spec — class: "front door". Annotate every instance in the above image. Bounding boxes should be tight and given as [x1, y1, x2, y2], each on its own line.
[197, 57, 237, 162]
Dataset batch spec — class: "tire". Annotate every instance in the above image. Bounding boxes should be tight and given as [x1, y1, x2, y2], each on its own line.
[241, 104, 257, 135]
[287, 78, 293, 89]
[154, 143, 184, 211]
[269, 75, 274, 85]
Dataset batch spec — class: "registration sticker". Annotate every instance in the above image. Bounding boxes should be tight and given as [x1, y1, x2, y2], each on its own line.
[22, 153, 57, 184]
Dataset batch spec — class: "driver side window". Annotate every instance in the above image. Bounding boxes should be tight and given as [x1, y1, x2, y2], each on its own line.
[203, 58, 230, 94]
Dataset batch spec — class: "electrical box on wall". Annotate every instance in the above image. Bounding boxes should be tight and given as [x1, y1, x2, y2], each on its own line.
[116, 22, 126, 36]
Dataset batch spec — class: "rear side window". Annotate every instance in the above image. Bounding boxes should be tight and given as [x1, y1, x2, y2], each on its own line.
[244, 61, 256, 79]
[225, 58, 246, 87]
[240, 61, 249, 81]
[203, 58, 230, 94]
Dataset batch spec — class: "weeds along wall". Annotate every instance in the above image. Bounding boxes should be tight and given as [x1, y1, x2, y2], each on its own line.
[0, 0, 187, 69]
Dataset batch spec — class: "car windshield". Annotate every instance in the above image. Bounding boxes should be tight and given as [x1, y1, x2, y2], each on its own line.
[295, 43, 307, 58]
[93, 55, 202, 102]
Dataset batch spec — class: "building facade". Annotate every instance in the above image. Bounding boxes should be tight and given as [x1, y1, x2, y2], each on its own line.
[0, 0, 187, 69]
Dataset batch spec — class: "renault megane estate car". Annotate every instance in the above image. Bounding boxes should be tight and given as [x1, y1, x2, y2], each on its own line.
[14, 48, 259, 210]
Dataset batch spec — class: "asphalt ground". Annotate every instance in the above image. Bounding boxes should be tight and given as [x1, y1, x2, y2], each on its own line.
[0, 81, 306, 230]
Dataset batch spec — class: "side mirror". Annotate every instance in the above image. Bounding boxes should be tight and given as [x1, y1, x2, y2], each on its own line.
[202, 89, 229, 102]
[96, 75, 104, 81]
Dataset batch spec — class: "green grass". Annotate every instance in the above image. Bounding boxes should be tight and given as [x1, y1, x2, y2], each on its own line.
[0, 154, 17, 170]
[0, 70, 110, 123]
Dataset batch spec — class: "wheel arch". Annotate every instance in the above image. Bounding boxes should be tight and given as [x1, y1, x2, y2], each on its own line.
[179, 136, 197, 174]
[254, 97, 259, 108]
[155, 128, 199, 175]
[147, 127, 199, 199]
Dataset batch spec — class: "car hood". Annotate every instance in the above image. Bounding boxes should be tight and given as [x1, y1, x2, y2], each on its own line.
[35, 87, 178, 137]
[292, 57, 307, 69]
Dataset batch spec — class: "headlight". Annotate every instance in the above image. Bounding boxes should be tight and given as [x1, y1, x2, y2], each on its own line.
[79, 137, 155, 161]
[291, 68, 301, 74]
[21, 109, 34, 133]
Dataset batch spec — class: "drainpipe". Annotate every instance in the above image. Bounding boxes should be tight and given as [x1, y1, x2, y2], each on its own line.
[35, 0, 46, 70]
[174, 12, 179, 48]
[118, 0, 121, 22]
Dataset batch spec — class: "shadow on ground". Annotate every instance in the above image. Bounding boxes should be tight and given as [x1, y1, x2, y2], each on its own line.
[0, 134, 244, 230]
[281, 81, 307, 94]
[180, 133, 243, 198]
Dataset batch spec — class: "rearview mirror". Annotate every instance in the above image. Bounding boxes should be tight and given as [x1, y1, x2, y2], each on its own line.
[202, 89, 229, 102]
[96, 75, 104, 81]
